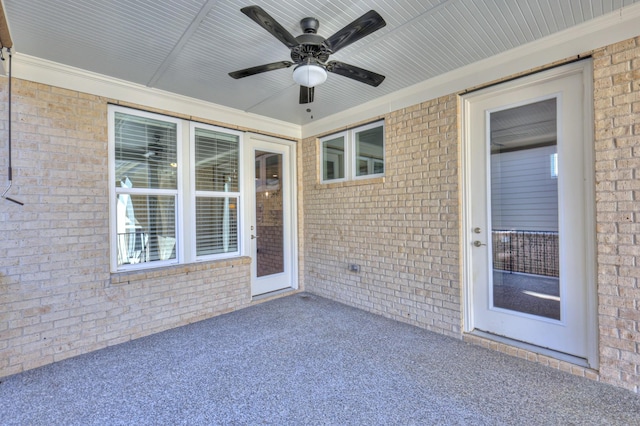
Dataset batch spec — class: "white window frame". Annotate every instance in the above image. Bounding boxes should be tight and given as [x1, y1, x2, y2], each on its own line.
[320, 120, 385, 183]
[320, 131, 348, 183]
[190, 122, 243, 262]
[108, 105, 244, 273]
[352, 120, 386, 181]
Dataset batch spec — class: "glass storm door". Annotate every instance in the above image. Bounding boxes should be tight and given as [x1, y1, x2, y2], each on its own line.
[462, 62, 596, 365]
[245, 135, 296, 296]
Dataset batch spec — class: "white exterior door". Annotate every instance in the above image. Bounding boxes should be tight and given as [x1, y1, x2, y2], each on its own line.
[244, 134, 297, 296]
[462, 61, 596, 366]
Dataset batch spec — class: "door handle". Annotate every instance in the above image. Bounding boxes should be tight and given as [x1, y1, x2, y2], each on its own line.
[473, 240, 486, 247]
[251, 234, 258, 240]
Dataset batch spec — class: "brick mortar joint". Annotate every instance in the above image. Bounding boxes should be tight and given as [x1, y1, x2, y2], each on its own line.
[109, 256, 251, 285]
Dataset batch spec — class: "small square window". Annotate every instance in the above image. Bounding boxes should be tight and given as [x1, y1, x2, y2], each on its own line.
[320, 121, 384, 183]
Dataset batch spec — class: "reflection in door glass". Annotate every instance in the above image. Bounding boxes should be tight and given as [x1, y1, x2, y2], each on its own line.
[489, 98, 560, 320]
[255, 151, 284, 277]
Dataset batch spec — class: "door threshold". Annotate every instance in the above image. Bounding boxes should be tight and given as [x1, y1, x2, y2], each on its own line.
[251, 287, 296, 302]
[469, 330, 591, 369]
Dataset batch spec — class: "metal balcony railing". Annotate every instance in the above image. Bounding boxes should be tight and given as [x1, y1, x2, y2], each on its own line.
[492, 230, 559, 277]
[116, 231, 149, 265]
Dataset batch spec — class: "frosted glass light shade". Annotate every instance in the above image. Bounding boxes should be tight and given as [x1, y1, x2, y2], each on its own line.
[292, 64, 327, 87]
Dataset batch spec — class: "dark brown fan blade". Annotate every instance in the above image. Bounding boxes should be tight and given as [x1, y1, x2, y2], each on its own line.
[229, 61, 294, 79]
[323, 10, 386, 53]
[241, 6, 299, 49]
[299, 86, 315, 104]
[326, 61, 385, 87]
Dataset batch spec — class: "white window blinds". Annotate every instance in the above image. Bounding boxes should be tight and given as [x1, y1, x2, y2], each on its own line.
[194, 127, 240, 257]
[114, 112, 178, 190]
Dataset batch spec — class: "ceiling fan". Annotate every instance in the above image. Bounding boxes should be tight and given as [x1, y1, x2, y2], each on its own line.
[229, 5, 386, 104]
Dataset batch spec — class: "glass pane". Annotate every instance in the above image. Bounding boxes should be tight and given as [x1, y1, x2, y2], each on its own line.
[114, 112, 177, 190]
[195, 128, 239, 192]
[255, 151, 284, 277]
[116, 194, 176, 266]
[322, 136, 345, 180]
[196, 197, 238, 256]
[489, 98, 560, 320]
[355, 125, 384, 177]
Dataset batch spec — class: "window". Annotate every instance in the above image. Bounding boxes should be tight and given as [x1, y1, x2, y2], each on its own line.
[109, 106, 243, 272]
[550, 152, 558, 178]
[355, 123, 384, 177]
[321, 132, 346, 181]
[320, 120, 384, 183]
[112, 110, 180, 269]
[192, 124, 240, 259]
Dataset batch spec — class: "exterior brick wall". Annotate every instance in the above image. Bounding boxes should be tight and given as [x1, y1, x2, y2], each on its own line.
[303, 38, 640, 393]
[0, 79, 255, 377]
[593, 36, 640, 392]
[302, 96, 461, 338]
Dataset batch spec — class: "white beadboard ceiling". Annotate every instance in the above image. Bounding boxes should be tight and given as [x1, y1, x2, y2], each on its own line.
[3, 0, 639, 125]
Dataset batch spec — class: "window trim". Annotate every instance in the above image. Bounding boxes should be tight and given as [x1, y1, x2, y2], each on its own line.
[319, 120, 385, 184]
[108, 105, 245, 273]
[189, 121, 243, 262]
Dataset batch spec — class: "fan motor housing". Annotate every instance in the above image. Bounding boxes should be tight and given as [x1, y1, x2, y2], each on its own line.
[291, 33, 330, 63]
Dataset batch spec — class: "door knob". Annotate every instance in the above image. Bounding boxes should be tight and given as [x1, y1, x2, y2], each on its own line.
[473, 240, 486, 247]
[251, 234, 258, 240]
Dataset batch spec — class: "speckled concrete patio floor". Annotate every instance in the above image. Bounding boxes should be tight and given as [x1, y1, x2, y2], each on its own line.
[1, 292, 639, 425]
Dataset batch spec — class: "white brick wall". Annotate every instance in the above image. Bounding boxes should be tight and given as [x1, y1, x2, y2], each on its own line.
[302, 96, 461, 338]
[0, 80, 257, 377]
[593, 36, 640, 392]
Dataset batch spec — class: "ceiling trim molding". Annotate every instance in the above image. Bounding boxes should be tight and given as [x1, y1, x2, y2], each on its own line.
[11, 53, 301, 140]
[301, 3, 640, 138]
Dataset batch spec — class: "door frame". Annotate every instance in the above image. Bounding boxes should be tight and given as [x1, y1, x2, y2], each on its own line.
[243, 132, 298, 296]
[460, 60, 598, 367]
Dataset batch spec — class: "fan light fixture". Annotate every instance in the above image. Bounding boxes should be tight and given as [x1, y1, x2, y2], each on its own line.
[292, 62, 327, 87]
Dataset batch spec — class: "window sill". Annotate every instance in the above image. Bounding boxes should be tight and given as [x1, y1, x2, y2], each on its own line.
[110, 256, 251, 285]
[316, 176, 385, 190]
